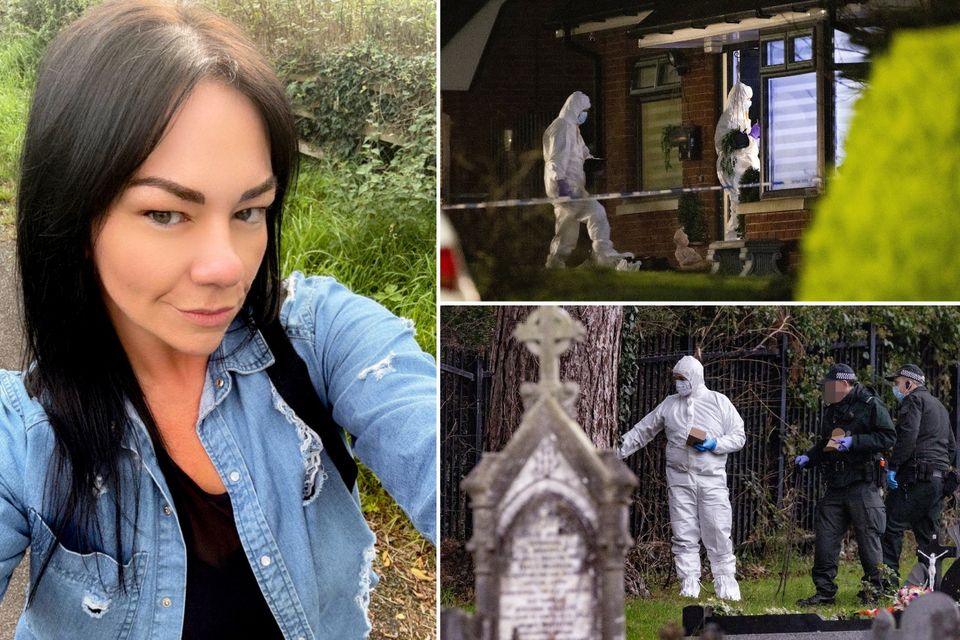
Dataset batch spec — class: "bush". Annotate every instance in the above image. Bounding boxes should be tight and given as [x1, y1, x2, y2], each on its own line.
[677, 193, 707, 243]
[798, 24, 960, 300]
[285, 40, 433, 158]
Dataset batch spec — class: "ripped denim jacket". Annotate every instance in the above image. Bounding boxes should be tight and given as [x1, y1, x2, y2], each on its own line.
[0, 272, 437, 639]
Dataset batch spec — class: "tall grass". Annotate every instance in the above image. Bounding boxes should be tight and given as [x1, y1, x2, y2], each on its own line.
[0, 32, 36, 211]
[281, 152, 435, 354]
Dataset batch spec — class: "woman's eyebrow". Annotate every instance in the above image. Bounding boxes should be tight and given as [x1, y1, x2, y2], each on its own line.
[239, 176, 277, 202]
[126, 175, 277, 204]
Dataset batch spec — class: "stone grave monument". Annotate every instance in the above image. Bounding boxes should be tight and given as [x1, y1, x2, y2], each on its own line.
[442, 306, 638, 640]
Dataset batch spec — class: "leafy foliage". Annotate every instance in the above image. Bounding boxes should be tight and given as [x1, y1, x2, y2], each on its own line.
[285, 40, 434, 158]
[207, 0, 435, 59]
[740, 167, 760, 203]
[677, 193, 707, 244]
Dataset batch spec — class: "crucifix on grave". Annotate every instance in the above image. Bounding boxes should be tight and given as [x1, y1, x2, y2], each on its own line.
[915, 534, 957, 593]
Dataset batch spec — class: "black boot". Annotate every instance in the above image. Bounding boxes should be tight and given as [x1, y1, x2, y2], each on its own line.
[797, 593, 836, 606]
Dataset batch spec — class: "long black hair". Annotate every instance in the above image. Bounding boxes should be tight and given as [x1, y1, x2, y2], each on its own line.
[16, 0, 298, 595]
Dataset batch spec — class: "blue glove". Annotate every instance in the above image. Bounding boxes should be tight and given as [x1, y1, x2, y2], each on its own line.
[795, 455, 810, 468]
[694, 437, 717, 452]
[835, 436, 853, 452]
[887, 470, 899, 490]
[556, 178, 572, 197]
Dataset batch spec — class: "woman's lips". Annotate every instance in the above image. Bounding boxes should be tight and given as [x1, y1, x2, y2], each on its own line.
[178, 306, 237, 327]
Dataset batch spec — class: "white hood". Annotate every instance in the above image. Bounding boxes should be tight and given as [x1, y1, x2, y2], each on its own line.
[557, 91, 591, 123]
[542, 91, 593, 196]
[673, 355, 706, 395]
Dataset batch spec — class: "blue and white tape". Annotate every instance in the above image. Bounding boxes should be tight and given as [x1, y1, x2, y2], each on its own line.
[441, 178, 821, 211]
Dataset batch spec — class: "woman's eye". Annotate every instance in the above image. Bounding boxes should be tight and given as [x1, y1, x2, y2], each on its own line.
[145, 210, 184, 226]
[235, 207, 267, 223]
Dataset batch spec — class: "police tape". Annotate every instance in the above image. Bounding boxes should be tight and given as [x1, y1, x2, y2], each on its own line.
[440, 178, 822, 211]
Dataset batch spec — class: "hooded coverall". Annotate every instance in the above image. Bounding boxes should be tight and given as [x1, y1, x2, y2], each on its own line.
[715, 82, 760, 240]
[618, 356, 745, 589]
[542, 91, 629, 268]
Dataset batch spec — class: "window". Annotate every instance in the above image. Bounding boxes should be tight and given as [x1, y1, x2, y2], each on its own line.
[766, 72, 818, 188]
[631, 58, 680, 96]
[761, 30, 817, 192]
[722, 26, 869, 198]
[640, 98, 682, 190]
[834, 29, 868, 166]
[633, 57, 682, 190]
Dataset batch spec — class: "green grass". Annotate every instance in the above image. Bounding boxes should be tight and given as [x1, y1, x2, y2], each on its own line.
[626, 545, 948, 639]
[476, 265, 793, 301]
[0, 32, 35, 224]
[281, 154, 435, 354]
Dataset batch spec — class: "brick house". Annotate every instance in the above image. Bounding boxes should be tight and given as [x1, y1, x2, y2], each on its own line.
[441, 0, 870, 271]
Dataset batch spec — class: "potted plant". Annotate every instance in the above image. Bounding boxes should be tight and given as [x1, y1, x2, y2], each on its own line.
[661, 124, 683, 170]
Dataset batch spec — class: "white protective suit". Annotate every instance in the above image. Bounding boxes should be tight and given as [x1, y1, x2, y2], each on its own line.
[618, 355, 746, 600]
[542, 91, 633, 268]
[715, 83, 760, 240]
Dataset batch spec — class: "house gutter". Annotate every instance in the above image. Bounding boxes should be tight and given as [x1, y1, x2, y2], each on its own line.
[562, 28, 604, 158]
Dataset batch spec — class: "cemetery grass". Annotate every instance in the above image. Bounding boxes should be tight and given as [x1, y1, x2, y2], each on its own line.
[0, 33, 436, 640]
[627, 551, 953, 639]
[475, 265, 794, 301]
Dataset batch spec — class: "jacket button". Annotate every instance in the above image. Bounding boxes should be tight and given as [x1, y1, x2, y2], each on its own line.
[161, 597, 172, 608]
[215, 377, 224, 389]
[229, 471, 241, 483]
[162, 505, 172, 516]
[260, 555, 272, 567]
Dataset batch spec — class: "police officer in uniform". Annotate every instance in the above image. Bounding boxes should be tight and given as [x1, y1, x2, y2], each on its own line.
[881, 364, 956, 582]
[795, 364, 896, 606]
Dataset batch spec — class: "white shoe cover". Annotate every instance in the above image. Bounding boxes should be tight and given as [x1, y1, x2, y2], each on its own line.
[615, 258, 640, 272]
[680, 577, 701, 598]
[715, 574, 741, 601]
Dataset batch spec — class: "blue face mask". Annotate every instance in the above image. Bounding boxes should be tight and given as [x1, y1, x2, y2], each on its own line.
[577, 110, 588, 125]
[892, 386, 905, 402]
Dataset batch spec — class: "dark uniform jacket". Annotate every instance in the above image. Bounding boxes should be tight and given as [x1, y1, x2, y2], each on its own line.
[804, 384, 896, 487]
[889, 386, 956, 478]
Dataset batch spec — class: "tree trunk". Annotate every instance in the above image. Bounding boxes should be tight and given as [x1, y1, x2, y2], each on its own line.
[485, 306, 623, 452]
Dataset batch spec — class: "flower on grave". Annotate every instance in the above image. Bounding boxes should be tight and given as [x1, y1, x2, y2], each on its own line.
[892, 584, 932, 611]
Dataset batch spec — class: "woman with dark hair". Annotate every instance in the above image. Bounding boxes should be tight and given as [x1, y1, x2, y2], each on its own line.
[0, 1, 436, 638]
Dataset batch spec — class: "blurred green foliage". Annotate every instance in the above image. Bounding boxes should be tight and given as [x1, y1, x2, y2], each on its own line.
[799, 24, 960, 299]
[285, 41, 434, 158]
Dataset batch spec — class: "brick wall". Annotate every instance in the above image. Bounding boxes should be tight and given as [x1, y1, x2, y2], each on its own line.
[593, 33, 723, 265]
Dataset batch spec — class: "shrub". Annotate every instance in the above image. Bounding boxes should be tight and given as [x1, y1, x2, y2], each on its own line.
[285, 40, 433, 158]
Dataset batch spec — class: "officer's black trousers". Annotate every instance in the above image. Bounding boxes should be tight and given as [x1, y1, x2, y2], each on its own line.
[812, 481, 886, 598]
[881, 476, 943, 580]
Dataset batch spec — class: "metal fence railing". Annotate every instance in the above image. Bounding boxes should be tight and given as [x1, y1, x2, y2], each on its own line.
[440, 348, 490, 541]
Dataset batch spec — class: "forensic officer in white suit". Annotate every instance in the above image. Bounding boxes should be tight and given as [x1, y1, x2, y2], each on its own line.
[542, 90, 633, 269]
[618, 355, 746, 600]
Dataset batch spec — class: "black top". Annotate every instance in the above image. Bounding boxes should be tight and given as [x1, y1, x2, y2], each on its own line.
[154, 444, 284, 640]
[890, 386, 956, 472]
[804, 384, 896, 487]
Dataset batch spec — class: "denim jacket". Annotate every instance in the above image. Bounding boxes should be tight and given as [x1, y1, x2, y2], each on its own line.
[0, 272, 437, 639]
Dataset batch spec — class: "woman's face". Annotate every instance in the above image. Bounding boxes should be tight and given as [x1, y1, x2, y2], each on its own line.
[93, 80, 275, 363]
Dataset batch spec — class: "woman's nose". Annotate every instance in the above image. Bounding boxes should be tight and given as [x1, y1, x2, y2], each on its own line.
[190, 223, 244, 287]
